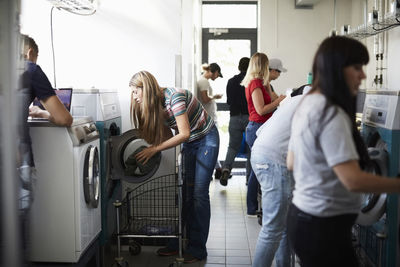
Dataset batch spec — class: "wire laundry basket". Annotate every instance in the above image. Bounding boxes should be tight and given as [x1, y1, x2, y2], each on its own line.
[113, 158, 183, 267]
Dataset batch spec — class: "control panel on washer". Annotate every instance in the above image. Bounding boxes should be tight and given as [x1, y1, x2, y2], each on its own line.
[362, 90, 400, 130]
[69, 119, 99, 146]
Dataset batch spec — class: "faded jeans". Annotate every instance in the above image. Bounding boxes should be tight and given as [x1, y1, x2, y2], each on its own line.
[18, 165, 37, 265]
[178, 125, 219, 259]
[251, 155, 292, 267]
[245, 121, 262, 214]
[223, 114, 249, 171]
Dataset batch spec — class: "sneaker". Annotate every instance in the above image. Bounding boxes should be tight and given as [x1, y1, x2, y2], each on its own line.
[183, 253, 200, 264]
[156, 247, 179, 256]
[220, 169, 229, 186]
[214, 168, 222, 179]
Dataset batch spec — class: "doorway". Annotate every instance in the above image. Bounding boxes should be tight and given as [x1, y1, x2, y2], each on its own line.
[201, 1, 257, 167]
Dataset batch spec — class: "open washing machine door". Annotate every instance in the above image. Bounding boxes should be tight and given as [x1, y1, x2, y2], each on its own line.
[356, 144, 388, 225]
[110, 129, 162, 183]
[83, 145, 100, 208]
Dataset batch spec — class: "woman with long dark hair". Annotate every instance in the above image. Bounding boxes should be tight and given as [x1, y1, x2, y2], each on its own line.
[287, 36, 400, 266]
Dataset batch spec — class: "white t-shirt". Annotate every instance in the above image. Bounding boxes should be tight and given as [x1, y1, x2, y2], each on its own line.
[288, 94, 361, 217]
[197, 76, 217, 122]
[253, 95, 303, 166]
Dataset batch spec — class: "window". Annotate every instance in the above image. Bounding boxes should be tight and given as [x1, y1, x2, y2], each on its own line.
[202, 2, 257, 28]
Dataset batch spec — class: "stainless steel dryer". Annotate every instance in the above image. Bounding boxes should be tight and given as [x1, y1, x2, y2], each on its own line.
[71, 88, 122, 248]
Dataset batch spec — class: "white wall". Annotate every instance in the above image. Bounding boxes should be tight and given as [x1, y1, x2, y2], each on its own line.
[20, 0, 184, 132]
[181, 0, 202, 92]
[259, 0, 353, 94]
[386, 27, 400, 90]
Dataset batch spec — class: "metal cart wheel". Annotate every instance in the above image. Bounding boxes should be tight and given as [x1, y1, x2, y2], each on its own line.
[168, 257, 184, 267]
[128, 240, 141, 255]
[117, 262, 129, 267]
[112, 259, 129, 267]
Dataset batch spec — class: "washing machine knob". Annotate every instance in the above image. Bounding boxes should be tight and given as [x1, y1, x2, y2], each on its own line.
[89, 124, 97, 132]
[74, 127, 86, 142]
[83, 125, 91, 134]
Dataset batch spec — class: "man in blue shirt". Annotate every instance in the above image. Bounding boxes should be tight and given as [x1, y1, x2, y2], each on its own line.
[18, 34, 72, 263]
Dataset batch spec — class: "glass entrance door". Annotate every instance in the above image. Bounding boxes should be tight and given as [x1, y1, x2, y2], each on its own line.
[201, 28, 256, 168]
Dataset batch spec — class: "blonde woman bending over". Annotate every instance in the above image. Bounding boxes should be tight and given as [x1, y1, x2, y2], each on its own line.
[129, 71, 219, 264]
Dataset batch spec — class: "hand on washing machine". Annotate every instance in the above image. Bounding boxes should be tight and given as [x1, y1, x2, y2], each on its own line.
[136, 145, 159, 164]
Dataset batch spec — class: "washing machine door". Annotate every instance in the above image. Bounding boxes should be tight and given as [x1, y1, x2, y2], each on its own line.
[105, 122, 122, 199]
[356, 147, 388, 225]
[83, 145, 100, 208]
[110, 129, 161, 183]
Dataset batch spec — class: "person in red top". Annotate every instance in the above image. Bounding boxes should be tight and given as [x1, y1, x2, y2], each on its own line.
[241, 52, 286, 215]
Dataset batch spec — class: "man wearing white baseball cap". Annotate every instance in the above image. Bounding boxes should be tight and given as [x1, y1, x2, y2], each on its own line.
[268, 58, 287, 90]
[269, 58, 287, 73]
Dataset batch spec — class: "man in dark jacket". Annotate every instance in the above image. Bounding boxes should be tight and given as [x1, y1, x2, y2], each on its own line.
[220, 57, 250, 186]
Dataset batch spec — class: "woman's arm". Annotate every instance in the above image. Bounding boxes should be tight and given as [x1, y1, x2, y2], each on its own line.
[252, 87, 285, 116]
[333, 160, 400, 193]
[135, 112, 191, 164]
[287, 150, 294, 171]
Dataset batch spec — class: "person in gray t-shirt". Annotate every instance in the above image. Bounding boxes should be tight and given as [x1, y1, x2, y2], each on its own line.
[287, 36, 400, 267]
[251, 85, 311, 267]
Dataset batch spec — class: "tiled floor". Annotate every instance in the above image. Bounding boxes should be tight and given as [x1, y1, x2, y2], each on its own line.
[104, 169, 294, 267]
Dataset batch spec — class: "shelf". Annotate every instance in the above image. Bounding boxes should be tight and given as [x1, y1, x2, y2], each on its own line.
[345, 12, 400, 39]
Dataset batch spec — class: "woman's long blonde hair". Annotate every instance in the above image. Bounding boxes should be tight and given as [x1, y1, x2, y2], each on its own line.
[129, 71, 166, 145]
[241, 52, 269, 88]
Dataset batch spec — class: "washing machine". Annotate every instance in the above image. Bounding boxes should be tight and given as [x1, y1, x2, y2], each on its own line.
[28, 117, 101, 263]
[71, 88, 178, 251]
[71, 88, 122, 247]
[356, 90, 400, 267]
[110, 129, 177, 194]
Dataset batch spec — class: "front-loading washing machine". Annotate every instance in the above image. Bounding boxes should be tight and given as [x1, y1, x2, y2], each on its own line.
[71, 88, 122, 248]
[110, 129, 177, 194]
[28, 117, 101, 263]
[355, 90, 400, 267]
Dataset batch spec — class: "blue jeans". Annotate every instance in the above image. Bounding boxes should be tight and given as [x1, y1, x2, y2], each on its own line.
[223, 114, 249, 171]
[251, 155, 292, 267]
[245, 121, 262, 214]
[180, 125, 219, 259]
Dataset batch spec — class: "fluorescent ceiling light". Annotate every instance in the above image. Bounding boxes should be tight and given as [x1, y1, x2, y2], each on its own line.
[47, 0, 97, 15]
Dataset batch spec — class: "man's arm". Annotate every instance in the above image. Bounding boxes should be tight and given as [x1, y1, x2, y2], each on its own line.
[226, 79, 233, 106]
[29, 64, 73, 126]
[34, 95, 73, 126]
[199, 90, 222, 104]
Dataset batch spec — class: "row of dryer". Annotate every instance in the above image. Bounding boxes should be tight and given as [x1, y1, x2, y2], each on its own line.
[356, 90, 400, 267]
[28, 89, 176, 264]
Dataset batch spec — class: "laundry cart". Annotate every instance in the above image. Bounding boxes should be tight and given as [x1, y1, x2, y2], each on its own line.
[113, 151, 183, 267]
